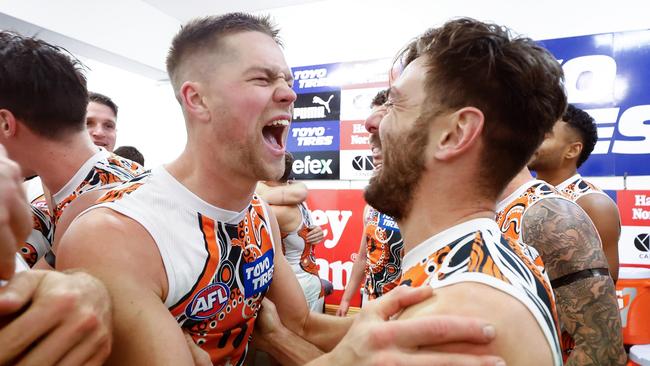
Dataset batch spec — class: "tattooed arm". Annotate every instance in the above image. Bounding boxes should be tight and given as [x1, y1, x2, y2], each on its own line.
[522, 198, 625, 366]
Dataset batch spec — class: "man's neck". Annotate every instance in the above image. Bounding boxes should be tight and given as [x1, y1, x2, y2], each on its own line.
[534, 165, 577, 186]
[397, 174, 496, 256]
[33, 133, 100, 195]
[166, 148, 256, 212]
[499, 168, 535, 202]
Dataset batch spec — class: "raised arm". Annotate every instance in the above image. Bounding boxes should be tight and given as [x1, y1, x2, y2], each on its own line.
[56, 208, 196, 365]
[256, 181, 308, 205]
[337, 222, 368, 316]
[522, 198, 626, 365]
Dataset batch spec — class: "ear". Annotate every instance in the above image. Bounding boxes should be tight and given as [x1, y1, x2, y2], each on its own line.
[565, 141, 583, 160]
[0, 109, 17, 138]
[179, 81, 210, 122]
[433, 107, 484, 161]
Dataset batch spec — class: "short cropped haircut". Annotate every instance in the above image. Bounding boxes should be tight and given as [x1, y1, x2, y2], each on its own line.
[563, 104, 597, 168]
[166, 13, 280, 94]
[399, 18, 567, 196]
[89, 92, 118, 117]
[371, 89, 388, 108]
[0, 31, 88, 139]
[114, 145, 145, 166]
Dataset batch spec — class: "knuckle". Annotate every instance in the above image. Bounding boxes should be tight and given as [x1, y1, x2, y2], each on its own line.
[75, 311, 100, 333]
[368, 327, 393, 348]
[51, 291, 81, 313]
[427, 318, 451, 337]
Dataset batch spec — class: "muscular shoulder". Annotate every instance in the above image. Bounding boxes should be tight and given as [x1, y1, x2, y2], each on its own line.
[57, 207, 166, 297]
[398, 282, 554, 366]
[522, 197, 608, 278]
[576, 194, 621, 226]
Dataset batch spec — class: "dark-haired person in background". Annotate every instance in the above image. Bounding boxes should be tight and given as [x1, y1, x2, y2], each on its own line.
[114, 145, 145, 166]
[529, 104, 621, 281]
[0, 30, 143, 271]
[87, 92, 118, 152]
[0, 31, 116, 365]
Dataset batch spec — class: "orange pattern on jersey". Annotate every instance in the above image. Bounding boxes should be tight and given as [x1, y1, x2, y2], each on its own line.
[401, 233, 511, 286]
[170, 198, 274, 366]
[399, 229, 562, 360]
[97, 183, 144, 204]
[297, 226, 320, 276]
[364, 208, 403, 299]
[559, 176, 602, 201]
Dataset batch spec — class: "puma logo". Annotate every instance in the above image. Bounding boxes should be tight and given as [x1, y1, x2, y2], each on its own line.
[312, 95, 334, 113]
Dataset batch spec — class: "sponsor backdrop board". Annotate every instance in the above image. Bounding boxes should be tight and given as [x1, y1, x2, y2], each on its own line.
[290, 151, 340, 180]
[291, 61, 389, 180]
[307, 190, 366, 307]
[618, 190, 650, 274]
[339, 150, 375, 181]
[541, 30, 650, 177]
[287, 120, 340, 152]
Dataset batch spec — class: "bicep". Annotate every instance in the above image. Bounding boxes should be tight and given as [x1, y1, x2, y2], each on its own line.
[264, 205, 311, 334]
[57, 211, 192, 365]
[397, 282, 554, 366]
[577, 196, 620, 280]
[522, 198, 609, 280]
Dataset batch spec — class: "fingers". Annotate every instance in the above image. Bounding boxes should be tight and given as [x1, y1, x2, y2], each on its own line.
[370, 352, 505, 366]
[0, 270, 45, 315]
[364, 286, 434, 320]
[0, 293, 65, 364]
[14, 310, 97, 366]
[371, 315, 497, 349]
[185, 332, 212, 366]
[55, 315, 111, 366]
[335, 303, 348, 317]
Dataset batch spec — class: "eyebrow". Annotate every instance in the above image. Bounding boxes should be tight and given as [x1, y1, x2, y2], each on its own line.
[387, 86, 401, 100]
[246, 66, 294, 84]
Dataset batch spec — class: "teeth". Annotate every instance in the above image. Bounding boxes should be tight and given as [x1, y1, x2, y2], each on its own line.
[269, 119, 289, 127]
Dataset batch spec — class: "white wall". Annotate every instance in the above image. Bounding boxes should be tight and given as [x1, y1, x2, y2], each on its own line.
[81, 58, 186, 168]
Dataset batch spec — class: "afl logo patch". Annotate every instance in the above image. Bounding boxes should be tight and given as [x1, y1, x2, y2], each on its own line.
[185, 283, 230, 321]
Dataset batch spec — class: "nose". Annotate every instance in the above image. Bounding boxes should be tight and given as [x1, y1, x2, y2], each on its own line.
[274, 82, 297, 105]
[364, 107, 386, 134]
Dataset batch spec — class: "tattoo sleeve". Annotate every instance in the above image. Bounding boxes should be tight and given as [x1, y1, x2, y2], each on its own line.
[522, 198, 626, 366]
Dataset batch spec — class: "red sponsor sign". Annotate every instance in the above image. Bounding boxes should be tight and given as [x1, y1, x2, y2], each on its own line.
[618, 190, 650, 227]
[339, 120, 370, 150]
[307, 189, 366, 307]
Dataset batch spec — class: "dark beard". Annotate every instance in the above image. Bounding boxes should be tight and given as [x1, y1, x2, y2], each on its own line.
[364, 117, 430, 221]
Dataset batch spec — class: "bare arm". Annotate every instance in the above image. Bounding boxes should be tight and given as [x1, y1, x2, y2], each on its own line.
[256, 181, 308, 205]
[253, 298, 324, 365]
[56, 209, 196, 365]
[576, 194, 621, 281]
[522, 198, 626, 366]
[264, 204, 353, 351]
[336, 225, 368, 316]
